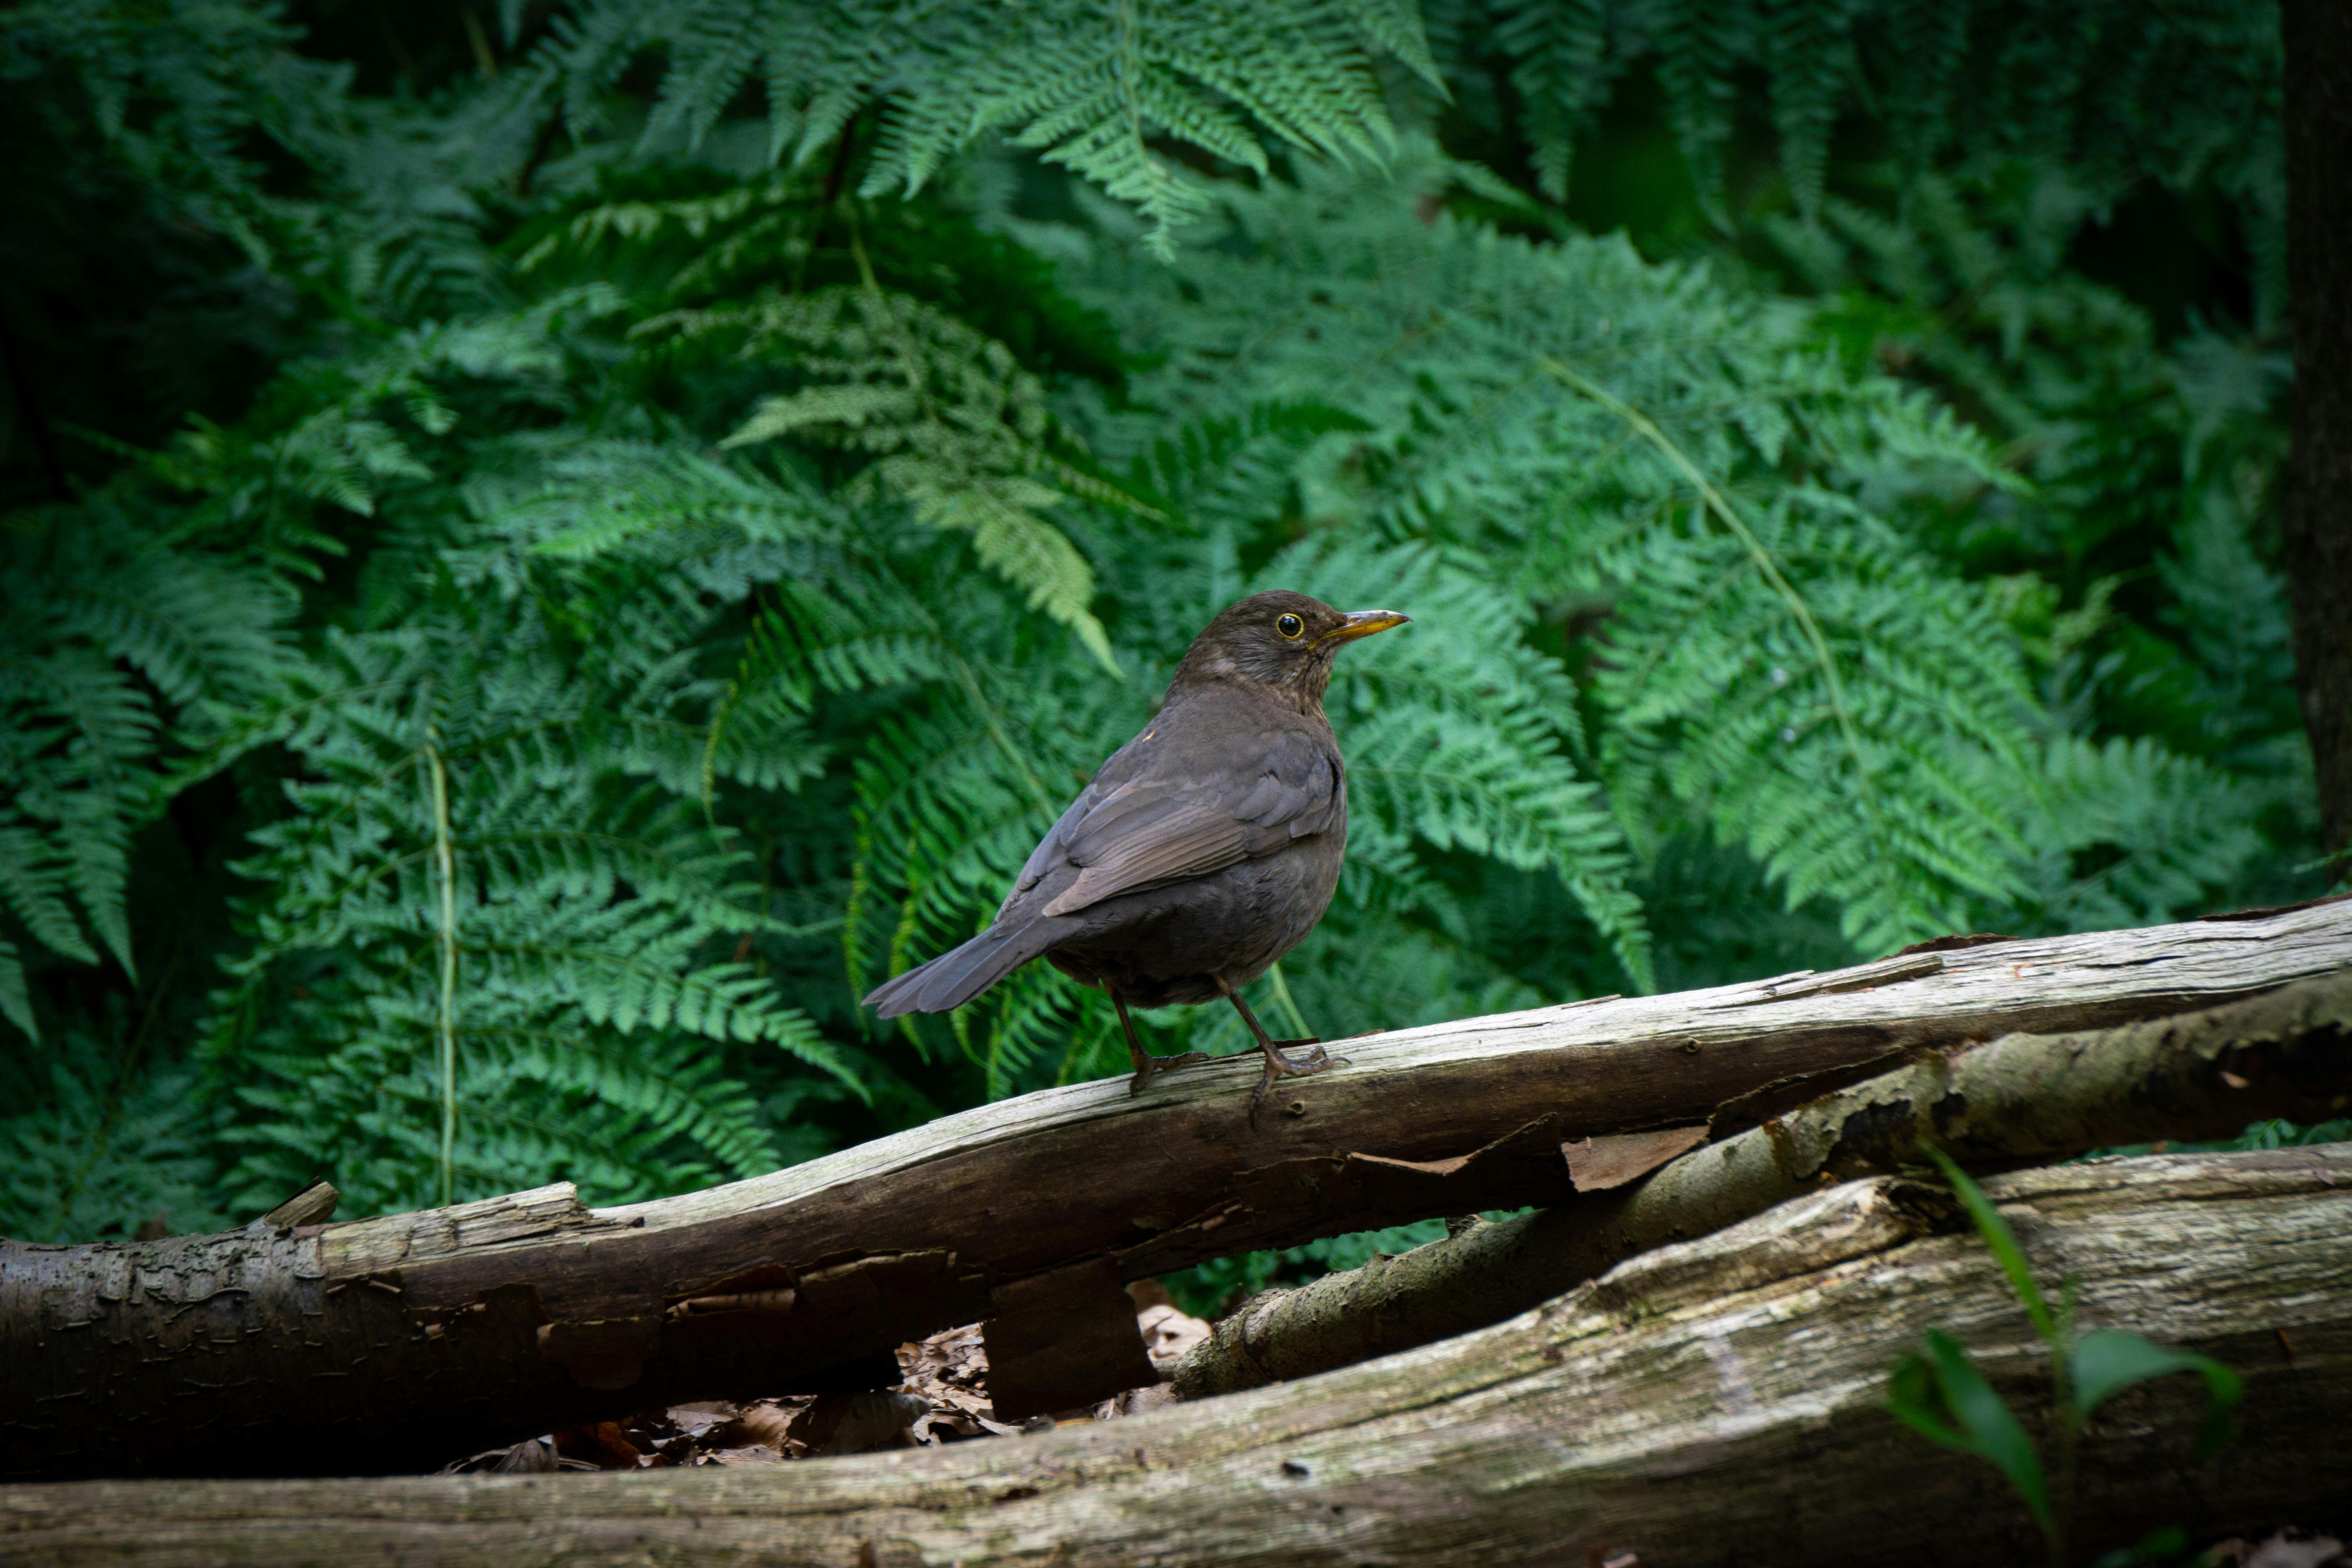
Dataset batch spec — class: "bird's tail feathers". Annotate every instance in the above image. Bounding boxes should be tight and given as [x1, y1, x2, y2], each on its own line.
[863, 919, 1057, 1017]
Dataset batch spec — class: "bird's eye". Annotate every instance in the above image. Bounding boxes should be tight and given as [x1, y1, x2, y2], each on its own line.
[1276, 613, 1305, 639]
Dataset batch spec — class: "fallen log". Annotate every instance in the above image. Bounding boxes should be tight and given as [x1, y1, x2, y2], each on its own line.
[5, 900, 2348, 1479]
[1173, 967, 2352, 1397]
[7, 1145, 2348, 1567]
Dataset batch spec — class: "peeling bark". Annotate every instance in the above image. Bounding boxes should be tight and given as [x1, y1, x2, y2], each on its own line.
[6, 900, 2349, 1480]
[1172, 970, 2352, 1397]
[5, 1147, 2348, 1567]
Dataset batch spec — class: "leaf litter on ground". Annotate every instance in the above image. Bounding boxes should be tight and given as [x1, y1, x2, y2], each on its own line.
[440, 1284, 1212, 1472]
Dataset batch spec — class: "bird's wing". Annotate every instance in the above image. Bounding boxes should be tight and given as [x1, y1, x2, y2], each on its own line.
[1031, 727, 1341, 919]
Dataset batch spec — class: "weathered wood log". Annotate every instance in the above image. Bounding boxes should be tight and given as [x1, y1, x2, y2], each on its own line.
[1173, 968, 2352, 1397]
[6, 900, 2349, 1479]
[7, 1146, 2347, 1567]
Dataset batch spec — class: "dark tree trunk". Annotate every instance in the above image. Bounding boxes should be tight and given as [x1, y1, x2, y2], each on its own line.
[2283, 0, 2352, 860]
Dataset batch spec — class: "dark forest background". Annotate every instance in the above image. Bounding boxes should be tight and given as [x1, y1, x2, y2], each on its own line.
[2, 0, 2336, 1301]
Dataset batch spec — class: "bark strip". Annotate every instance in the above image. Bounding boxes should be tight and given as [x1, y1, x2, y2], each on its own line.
[6, 900, 2349, 1479]
[1174, 967, 2352, 1398]
[5, 1147, 2347, 1568]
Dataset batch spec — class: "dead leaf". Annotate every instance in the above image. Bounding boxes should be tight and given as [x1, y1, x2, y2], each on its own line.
[1136, 1302, 1210, 1368]
[2244, 1532, 2348, 1568]
[1564, 1127, 1710, 1192]
[664, 1402, 736, 1441]
[554, 1420, 643, 1470]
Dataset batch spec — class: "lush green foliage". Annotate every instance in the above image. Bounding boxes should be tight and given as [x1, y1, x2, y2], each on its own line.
[517, 0, 1441, 257]
[1436, 0, 2281, 272]
[0, 0, 2316, 1247]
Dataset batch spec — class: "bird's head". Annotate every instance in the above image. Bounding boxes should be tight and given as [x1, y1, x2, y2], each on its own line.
[1170, 590, 1410, 710]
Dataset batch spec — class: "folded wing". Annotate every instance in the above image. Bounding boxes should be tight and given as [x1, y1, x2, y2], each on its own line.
[1035, 728, 1341, 918]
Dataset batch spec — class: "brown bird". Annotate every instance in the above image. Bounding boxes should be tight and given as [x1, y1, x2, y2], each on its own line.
[863, 590, 1408, 1118]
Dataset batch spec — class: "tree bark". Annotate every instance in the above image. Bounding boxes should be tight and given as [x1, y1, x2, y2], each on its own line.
[6, 899, 2349, 1480]
[5, 1146, 2347, 1568]
[1173, 967, 2352, 1397]
[2283, 0, 2352, 858]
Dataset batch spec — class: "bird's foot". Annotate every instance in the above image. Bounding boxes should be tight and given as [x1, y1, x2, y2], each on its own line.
[1247, 1038, 1350, 1126]
[1127, 1049, 1216, 1096]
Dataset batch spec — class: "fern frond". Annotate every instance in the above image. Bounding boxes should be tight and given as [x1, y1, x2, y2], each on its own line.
[1647, 0, 1745, 230]
[203, 537, 871, 1206]
[487, 439, 834, 559]
[1490, 0, 1613, 201]
[681, 286, 1123, 669]
[2000, 735, 2273, 933]
[527, 0, 1438, 256]
[0, 823, 100, 972]
[0, 940, 31, 1042]
[0, 1033, 225, 1242]
[1762, 0, 1862, 221]
[0, 510, 300, 1024]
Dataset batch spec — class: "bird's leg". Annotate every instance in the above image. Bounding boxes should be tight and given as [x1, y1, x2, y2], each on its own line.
[1117, 989, 1214, 1096]
[1217, 976, 1348, 1124]
[1220, 982, 1331, 1066]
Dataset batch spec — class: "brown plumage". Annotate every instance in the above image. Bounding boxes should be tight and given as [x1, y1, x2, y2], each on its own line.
[862, 590, 1408, 1119]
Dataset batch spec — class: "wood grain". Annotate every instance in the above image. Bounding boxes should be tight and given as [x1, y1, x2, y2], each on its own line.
[1174, 967, 2352, 1397]
[6, 899, 2348, 1479]
[7, 1146, 2347, 1566]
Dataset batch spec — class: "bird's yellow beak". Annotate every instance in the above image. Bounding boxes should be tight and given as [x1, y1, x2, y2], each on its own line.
[1318, 608, 1410, 648]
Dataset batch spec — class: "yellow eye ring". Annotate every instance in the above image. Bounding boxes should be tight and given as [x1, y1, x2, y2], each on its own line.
[1276, 613, 1305, 639]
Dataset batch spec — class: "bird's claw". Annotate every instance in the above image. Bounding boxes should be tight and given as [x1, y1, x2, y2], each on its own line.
[1127, 1049, 1216, 1095]
[1246, 1038, 1349, 1125]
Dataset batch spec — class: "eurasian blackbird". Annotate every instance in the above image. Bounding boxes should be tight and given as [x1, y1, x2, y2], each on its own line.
[863, 590, 1408, 1118]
